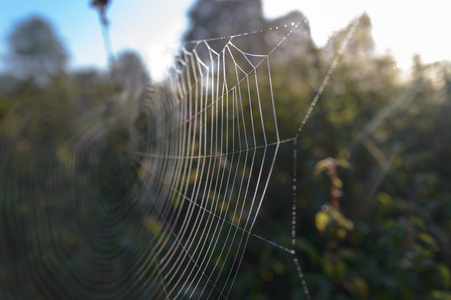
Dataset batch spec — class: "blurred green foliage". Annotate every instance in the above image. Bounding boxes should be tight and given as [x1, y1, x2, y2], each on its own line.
[1, 1, 451, 299]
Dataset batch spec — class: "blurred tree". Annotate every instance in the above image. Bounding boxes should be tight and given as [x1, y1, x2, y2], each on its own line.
[115, 50, 149, 90]
[114, 50, 150, 154]
[6, 16, 68, 85]
[183, 0, 264, 41]
[183, 0, 266, 54]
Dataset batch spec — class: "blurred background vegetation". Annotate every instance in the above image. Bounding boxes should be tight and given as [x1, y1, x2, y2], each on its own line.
[1, 0, 451, 299]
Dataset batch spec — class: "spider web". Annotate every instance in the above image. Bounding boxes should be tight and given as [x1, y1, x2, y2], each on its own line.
[0, 17, 359, 300]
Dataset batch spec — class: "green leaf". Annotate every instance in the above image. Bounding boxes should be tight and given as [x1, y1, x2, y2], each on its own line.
[438, 264, 451, 289]
[417, 232, 439, 250]
[352, 277, 369, 300]
[431, 290, 451, 300]
[315, 211, 330, 233]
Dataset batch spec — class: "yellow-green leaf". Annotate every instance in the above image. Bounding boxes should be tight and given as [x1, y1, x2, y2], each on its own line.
[417, 232, 439, 249]
[315, 211, 330, 232]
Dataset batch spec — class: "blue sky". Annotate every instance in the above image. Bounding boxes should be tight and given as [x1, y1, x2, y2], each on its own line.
[1, 0, 106, 67]
[0, 0, 194, 78]
[1, 0, 450, 80]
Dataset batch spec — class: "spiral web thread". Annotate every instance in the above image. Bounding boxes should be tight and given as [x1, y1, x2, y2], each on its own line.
[0, 17, 359, 300]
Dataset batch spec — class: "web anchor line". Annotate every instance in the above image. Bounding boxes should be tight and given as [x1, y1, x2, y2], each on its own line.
[183, 20, 307, 46]
[287, 16, 360, 300]
[296, 17, 360, 134]
[291, 136, 312, 300]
